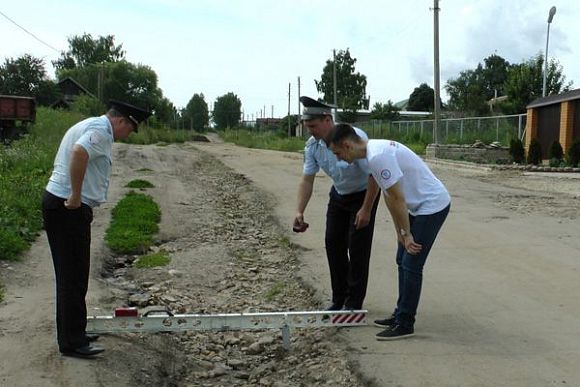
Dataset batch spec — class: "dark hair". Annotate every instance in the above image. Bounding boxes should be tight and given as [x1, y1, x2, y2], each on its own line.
[331, 123, 362, 145]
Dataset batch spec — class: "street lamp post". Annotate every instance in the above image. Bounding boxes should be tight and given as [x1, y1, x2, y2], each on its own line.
[542, 6, 557, 97]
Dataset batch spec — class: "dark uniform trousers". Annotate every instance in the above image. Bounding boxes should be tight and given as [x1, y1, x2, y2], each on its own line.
[42, 191, 93, 352]
[325, 186, 379, 309]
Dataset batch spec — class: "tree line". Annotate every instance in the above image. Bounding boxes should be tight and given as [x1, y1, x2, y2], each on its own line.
[0, 37, 574, 132]
[0, 33, 241, 131]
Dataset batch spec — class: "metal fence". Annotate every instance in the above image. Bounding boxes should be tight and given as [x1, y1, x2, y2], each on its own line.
[358, 113, 527, 145]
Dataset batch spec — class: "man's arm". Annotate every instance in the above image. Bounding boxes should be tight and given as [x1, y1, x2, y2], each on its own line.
[354, 175, 380, 229]
[293, 174, 315, 230]
[384, 181, 422, 254]
[65, 144, 89, 209]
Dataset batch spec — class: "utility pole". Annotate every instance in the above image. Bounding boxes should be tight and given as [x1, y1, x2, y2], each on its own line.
[271, 105, 274, 118]
[432, 0, 441, 145]
[333, 49, 338, 106]
[297, 76, 301, 116]
[288, 83, 291, 137]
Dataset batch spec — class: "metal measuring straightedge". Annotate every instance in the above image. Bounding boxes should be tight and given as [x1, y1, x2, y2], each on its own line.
[87, 307, 368, 349]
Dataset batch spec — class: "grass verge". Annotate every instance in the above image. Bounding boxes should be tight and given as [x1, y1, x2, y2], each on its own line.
[125, 179, 155, 189]
[124, 127, 202, 145]
[105, 191, 161, 254]
[219, 129, 305, 152]
[0, 108, 84, 261]
[135, 250, 170, 268]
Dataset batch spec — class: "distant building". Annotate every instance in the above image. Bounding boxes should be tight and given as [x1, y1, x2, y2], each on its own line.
[525, 88, 580, 159]
[51, 77, 95, 109]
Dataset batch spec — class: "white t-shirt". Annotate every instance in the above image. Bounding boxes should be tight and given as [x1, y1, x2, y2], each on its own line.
[366, 140, 450, 216]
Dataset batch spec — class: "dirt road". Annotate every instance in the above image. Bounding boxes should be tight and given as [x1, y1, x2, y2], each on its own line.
[197, 140, 580, 387]
[0, 139, 579, 386]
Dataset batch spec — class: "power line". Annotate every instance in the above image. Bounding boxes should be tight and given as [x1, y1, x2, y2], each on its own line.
[0, 9, 60, 53]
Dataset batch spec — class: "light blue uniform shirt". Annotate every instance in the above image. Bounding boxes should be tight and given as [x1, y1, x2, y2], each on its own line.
[46, 115, 113, 208]
[303, 127, 371, 195]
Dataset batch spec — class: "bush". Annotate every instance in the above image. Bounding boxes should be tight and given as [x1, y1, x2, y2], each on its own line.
[567, 140, 580, 167]
[105, 191, 161, 254]
[509, 138, 525, 164]
[527, 138, 543, 165]
[548, 140, 564, 161]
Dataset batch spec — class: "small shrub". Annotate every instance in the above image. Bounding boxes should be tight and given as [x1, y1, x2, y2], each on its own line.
[135, 250, 170, 268]
[548, 140, 564, 161]
[0, 225, 29, 261]
[125, 179, 155, 189]
[509, 138, 525, 164]
[105, 191, 161, 254]
[527, 138, 543, 165]
[566, 140, 580, 167]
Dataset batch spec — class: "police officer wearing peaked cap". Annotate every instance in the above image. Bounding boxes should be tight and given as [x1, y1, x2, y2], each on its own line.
[108, 99, 152, 132]
[299, 96, 336, 119]
[42, 100, 151, 358]
[293, 95, 380, 311]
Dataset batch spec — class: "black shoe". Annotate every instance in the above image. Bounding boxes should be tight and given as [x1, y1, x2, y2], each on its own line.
[374, 314, 396, 328]
[61, 345, 105, 358]
[376, 325, 414, 341]
[86, 334, 100, 342]
[325, 302, 344, 311]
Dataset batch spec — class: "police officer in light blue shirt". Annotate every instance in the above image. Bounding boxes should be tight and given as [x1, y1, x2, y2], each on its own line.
[42, 100, 151, 358]
[293, 96, 380, 310]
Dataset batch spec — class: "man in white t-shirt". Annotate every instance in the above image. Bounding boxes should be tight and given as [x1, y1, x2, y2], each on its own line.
[329, 123, 451, 340]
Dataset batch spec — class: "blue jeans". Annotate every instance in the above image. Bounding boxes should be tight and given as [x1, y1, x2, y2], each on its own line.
[394, 204, 450, 328]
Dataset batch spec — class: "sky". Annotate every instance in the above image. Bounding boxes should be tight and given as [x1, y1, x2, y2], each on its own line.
[1, 0, 578, 120]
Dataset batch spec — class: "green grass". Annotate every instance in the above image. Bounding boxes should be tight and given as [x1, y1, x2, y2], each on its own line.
[220, 129, 305, 152]
[125, 179, 155, 189]
[105, 191, 161, 254]
[124, 126, 202, 145]
[0, 107, 85, 261]
[265, 281, 285, 301]
[219, 126, 429, 155]
[134, 250, 170, 268]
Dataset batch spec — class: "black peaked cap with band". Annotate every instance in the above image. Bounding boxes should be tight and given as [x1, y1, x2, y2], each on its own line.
[299, 96, 336, 120]
[108, 100, 152, 132]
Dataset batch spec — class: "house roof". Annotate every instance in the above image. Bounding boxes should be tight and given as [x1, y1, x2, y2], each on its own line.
[527, 88, 580, 109]
[57, 77, 94, 96]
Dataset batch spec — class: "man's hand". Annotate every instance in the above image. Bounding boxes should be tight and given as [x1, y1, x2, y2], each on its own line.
[64, 195, 82, 209]
[292, 213, 309, 233]
[402, 233, 422, 255]
[354, 208, 371, 230]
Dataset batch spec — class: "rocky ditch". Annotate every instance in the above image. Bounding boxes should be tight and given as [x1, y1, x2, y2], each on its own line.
[99, 149, 373, 387]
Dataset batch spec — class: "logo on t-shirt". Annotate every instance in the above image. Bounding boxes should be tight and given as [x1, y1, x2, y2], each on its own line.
[380, 169, 391, 180]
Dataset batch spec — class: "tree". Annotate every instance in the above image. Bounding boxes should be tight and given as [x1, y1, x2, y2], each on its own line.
[482, 54, 510, 98]
[408, 83, 434, 111]
[58, 60, 162, 111]
[53, 33, 125, 72]
[445, 54, 511, 115]
[315, 49, 368, 112]
[184, 93, 209, 131]
[370, 101, 401, 121]
[213, 92, 242, 129]
[0, 54, 60, 106]
[154, 97, 177, 127]
[500, 54, 572, 114]
[445, 68, 488, 115]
